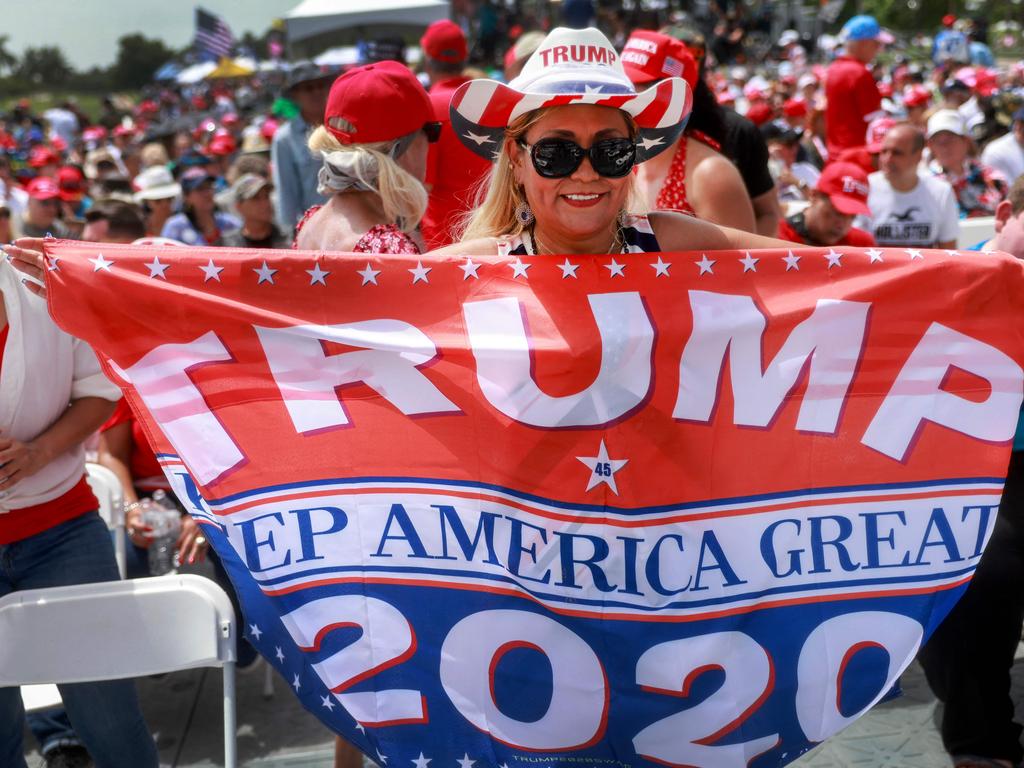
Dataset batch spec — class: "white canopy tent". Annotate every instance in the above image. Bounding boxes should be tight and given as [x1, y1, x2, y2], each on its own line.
[285, 0, 450, 45]
[176, 61, 217, 84]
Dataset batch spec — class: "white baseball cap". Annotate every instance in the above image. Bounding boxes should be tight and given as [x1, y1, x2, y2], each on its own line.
[927, 109, 967, 139]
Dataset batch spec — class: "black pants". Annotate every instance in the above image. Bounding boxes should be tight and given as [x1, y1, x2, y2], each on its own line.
[919, 450, 1024, 763]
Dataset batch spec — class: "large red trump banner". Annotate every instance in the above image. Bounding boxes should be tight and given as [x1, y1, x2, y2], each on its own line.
[44, 240, 1024, 767]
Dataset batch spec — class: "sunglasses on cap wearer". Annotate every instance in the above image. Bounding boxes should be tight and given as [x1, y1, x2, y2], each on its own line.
[516, 137, 637, 179]
[422, 121, 442, 143]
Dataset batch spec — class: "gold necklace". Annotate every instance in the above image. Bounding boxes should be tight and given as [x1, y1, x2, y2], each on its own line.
[532, 226, 622, 256]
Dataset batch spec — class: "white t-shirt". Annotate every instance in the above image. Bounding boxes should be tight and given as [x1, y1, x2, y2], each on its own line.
[981, 132, 1024, 185]
[867, 171, 960, 247]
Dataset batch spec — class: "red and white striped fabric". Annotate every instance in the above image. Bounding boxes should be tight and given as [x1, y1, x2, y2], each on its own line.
[449, 27, 692, 163]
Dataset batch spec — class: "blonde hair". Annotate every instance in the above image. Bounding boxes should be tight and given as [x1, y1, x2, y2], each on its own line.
[460, 109, 641, 242]
[140, 142, 169, 169]
[308, 124, 428, 233]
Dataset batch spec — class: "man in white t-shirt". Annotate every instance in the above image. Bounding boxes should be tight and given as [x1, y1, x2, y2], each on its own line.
[867, 123, 959, 248]
[981, 108, 1024, 185]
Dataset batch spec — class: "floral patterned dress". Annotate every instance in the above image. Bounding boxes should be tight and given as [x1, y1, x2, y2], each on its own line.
[292, 205, 421, 254]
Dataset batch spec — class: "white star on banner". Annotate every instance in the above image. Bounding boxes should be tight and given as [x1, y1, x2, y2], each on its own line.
[249, 624, 262, 641]
[377, 751, 389, 765]
[739, 251, 758, 272]
[638, 135, 664, 151]
[292, 673, 301, 691]
[576, 439, 628, 494]
[321, 695, 335, 711]
[499, 764, 510, 768]
[865, 248, 884, 263]
[89, 253, 114, 272]
[604, 258, 625, 277]
[200, 259, 224, 282]
[905, 248, 924, 260]
[275, 646, 285, 663]
[409, 261, 431, 284]
[945, 249, 961, 257]
[459, 258, 480, 280]
[824, 249, 843, 268]
[145, 255, 169, 279]
[650, 256, 670, 276]
[47, 256, 60, 272]
[354, 723, 366, 734]
[557, 258, 579, 279]
[456, 755, 475, 768]
[583, 83, 604, 96]
[509, 258, 531, 279]
[783, 251, 801, 271]
[254, 261, 277, 284]
[412, 753, 432, 768]
[357, 263, 381, 286]
[306, 262, 329, 286]
[695, 254, 715, 275]
[464, 131, 493, 146]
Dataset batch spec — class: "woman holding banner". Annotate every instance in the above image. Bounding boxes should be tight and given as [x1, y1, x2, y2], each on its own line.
[440, 27, 786, 259]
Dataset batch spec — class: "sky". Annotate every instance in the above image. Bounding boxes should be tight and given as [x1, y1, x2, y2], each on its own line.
[2, 0, 299, 70]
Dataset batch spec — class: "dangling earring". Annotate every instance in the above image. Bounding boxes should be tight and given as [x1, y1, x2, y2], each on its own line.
[617, 209, 630, 228]
[515, 201, 534, 227]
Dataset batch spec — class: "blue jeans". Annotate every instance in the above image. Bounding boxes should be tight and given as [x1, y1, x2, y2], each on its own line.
[0, 512, 159, 768]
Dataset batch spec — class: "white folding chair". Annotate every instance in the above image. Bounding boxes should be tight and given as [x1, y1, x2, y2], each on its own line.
[85, 462, 127, 579]
[20, 464, 129, 714]
[0, 574, 237, 768]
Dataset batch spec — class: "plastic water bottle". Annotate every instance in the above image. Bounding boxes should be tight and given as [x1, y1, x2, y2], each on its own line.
[142, 490, 181, 576]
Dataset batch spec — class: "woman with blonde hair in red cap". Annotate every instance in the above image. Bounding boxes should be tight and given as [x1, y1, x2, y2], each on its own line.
[293, 61, 441, 255]
[439, 27, 783, 259]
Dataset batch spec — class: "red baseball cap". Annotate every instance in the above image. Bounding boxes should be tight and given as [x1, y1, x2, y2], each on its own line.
[28, 146, 60, 168]
[82, 126, 107, 143]
[208, 132, 237, 156]
[903, 84, 931, 108]
[816, 162, 871, 216]
[325, 61, 434, 145]
[782, 98, 807, 118]
[26, 176, 62, 201]
[621, 30, 697, 89]
[745, 101, 774, 126]
[865, 115, 897, 153]
[420, 20, 467, 65]
[57, 166, 85, 202]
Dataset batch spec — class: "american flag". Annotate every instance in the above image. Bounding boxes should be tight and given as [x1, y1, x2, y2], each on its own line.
[661, 56, 684, 78]
[194, 7, 235, 59]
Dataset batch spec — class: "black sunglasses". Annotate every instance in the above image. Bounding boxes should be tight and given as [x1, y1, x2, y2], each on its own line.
[423, 122, 442, 143]
[518, 137, 636, 179]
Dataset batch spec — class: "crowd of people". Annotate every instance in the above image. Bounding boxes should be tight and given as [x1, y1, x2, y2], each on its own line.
[3, 6, 1024, 768]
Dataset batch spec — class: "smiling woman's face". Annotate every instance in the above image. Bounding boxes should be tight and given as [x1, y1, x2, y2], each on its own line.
[512, 104, 633, 246]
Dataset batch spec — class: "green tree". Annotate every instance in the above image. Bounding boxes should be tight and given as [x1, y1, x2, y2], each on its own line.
[0, 36, 17, 76]
[110, 33, 175, 90]
[16, 46, 72, 85]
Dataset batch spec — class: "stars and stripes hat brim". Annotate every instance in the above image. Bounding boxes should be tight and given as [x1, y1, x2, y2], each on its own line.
[449, 27, 692, 164]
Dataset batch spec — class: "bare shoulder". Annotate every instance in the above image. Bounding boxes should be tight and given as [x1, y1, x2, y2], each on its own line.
[648, 211, 731, 252]
[426, 237, 501, 257]
[649, 211, 792, 251]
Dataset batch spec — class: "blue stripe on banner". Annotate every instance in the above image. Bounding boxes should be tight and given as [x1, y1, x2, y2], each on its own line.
[254, 562, 979, 609]
[152, 455, 1003, 515]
